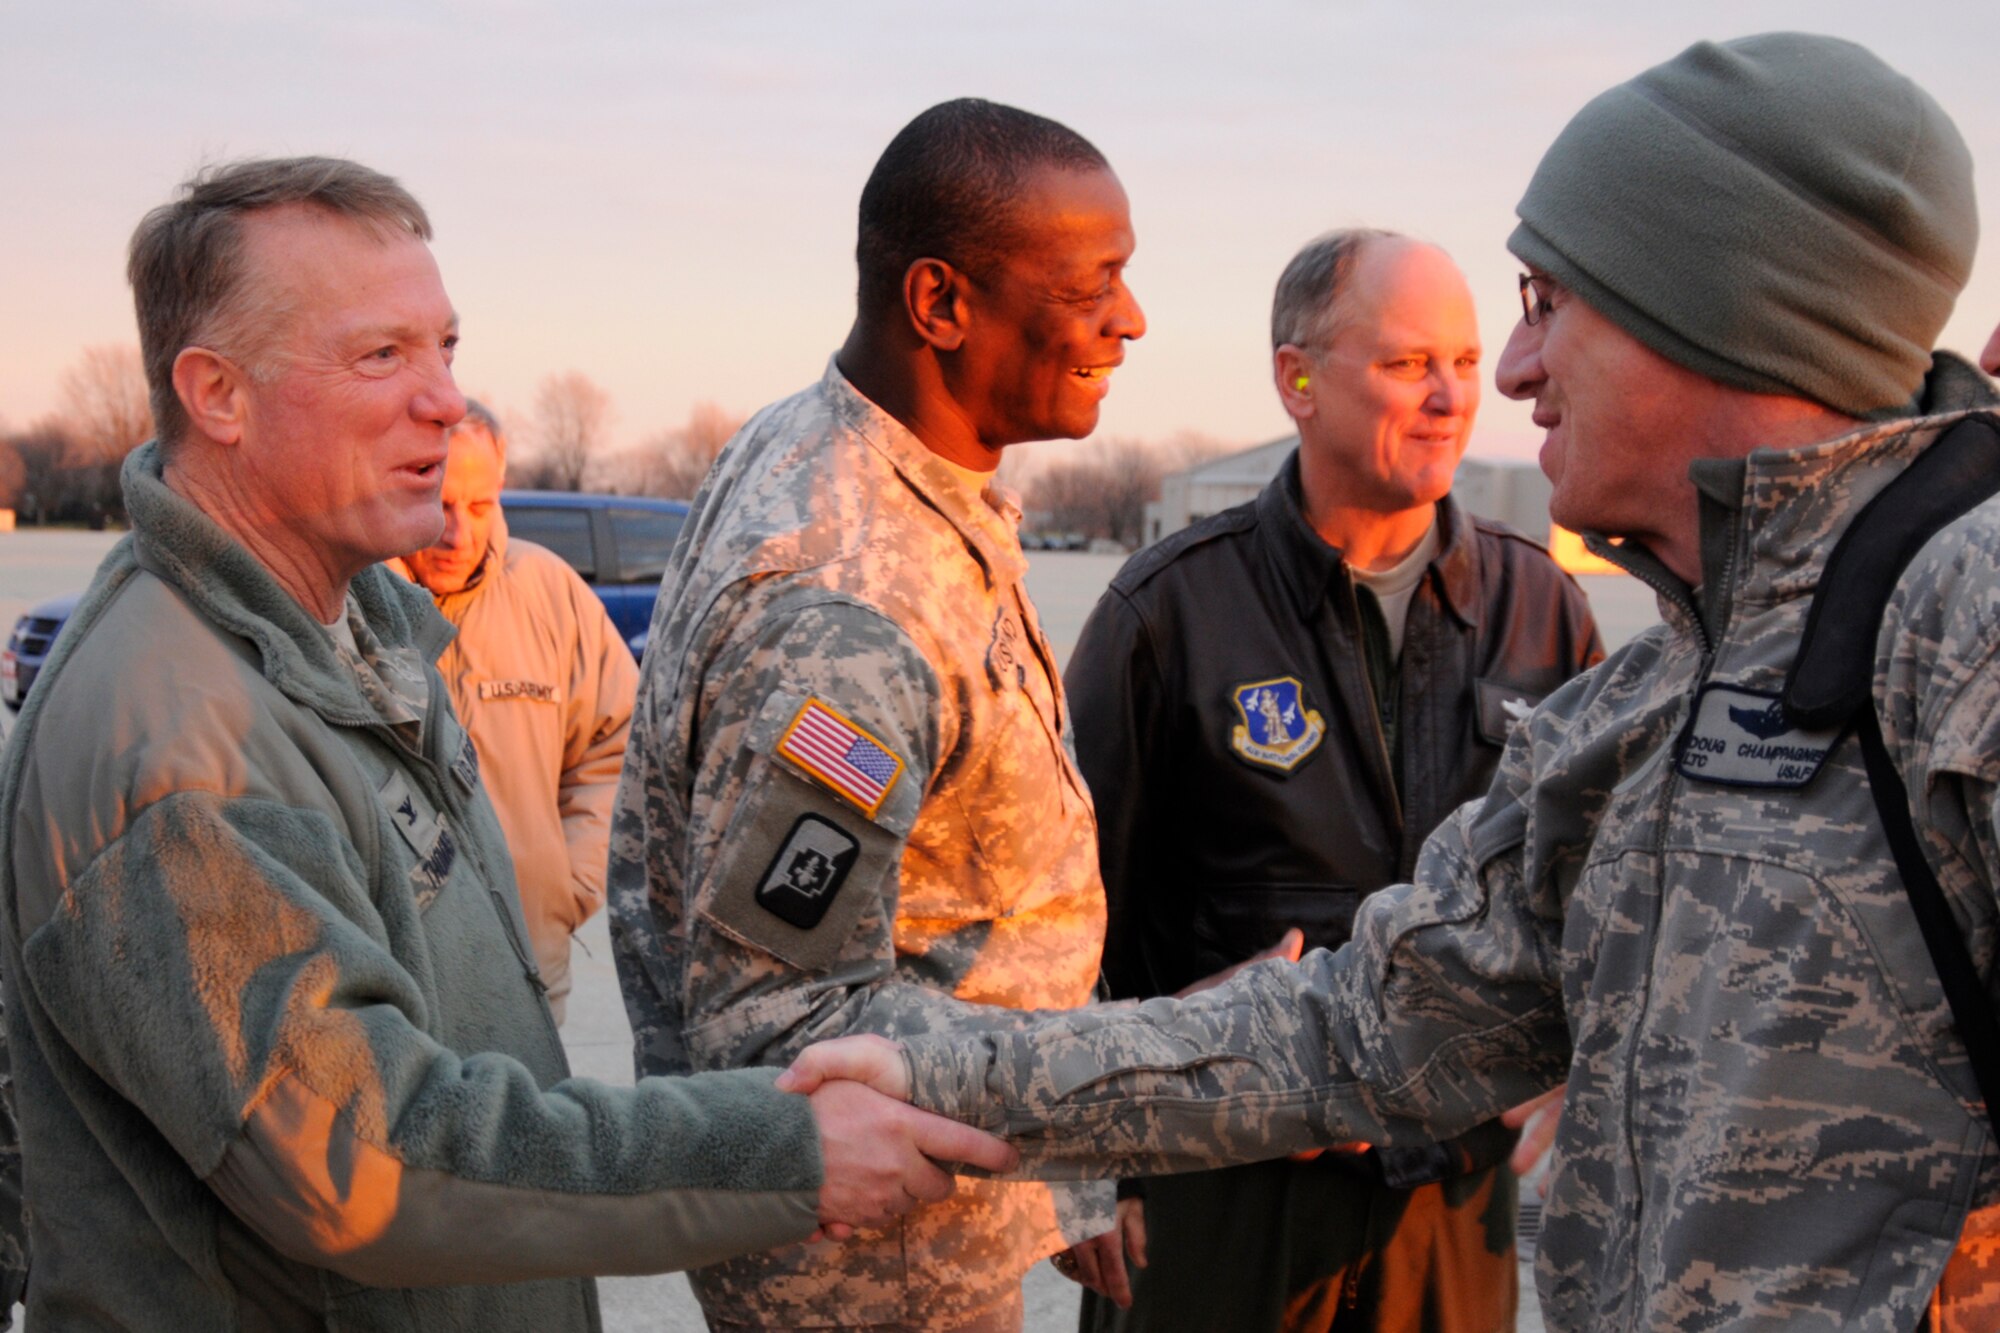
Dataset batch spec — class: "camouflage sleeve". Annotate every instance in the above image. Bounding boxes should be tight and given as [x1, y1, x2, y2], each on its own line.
[1885, 509, 2000, 951]
[664, 591, 1080, 1074]
[899, 682, 1587, 1178]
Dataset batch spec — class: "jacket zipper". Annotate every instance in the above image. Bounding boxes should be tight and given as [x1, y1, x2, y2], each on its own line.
[376, 712, 552, 1000]
[1585, 519, 1742, 1330]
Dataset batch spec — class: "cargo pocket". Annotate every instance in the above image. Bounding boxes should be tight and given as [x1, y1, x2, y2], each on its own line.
[1189, 883, 1363, 976]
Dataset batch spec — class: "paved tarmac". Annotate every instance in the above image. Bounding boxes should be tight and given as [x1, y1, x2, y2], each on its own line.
[0, 536, 1650, 1329]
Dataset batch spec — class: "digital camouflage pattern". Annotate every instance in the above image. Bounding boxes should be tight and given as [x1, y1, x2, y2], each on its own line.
[609, 358, 1112, 1327]
[901, 355, 2000, 1332]
[329, 597, 432, 729]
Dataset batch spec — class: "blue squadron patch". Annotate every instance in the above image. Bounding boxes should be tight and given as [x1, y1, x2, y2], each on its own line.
[1228, 676, 1326, 772]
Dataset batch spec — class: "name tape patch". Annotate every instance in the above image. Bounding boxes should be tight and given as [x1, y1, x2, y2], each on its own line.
[380, 770, 455, 910]
[477, 678, 560, 704]
[755, 815, 860, 930]
[776, 698, 904, 815]
[1676, 683, 1842, 789]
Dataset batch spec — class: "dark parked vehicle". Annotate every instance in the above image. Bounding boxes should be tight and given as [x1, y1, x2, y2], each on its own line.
[499, 490, 689, 658]
[2, 591, 80, 711]
[1, 491, 690, 713]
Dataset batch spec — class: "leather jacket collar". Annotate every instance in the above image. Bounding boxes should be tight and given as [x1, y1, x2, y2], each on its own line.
[1253, 448, 1485, 630]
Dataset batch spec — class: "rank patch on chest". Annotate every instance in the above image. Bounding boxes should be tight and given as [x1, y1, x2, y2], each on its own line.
[988, 603, 1029, 691]
[755, 814, 860, 930]
[776, 698, 904, 816]
[1228, 676, 1326, 772]
[1675, 683, 1842, 788]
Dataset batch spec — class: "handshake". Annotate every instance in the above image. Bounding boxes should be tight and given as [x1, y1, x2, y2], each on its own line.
[773, 1034, 970, 1241]
[769, 928, 1314, 1245]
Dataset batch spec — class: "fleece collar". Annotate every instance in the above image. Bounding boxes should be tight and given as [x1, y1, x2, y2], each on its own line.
[121, 442, 455, 727]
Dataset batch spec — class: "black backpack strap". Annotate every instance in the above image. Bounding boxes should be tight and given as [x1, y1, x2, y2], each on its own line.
[1852, 706, 2000, 1141]
[1789, 413, 2000, 728]
[1784, 411, 2000, 1142]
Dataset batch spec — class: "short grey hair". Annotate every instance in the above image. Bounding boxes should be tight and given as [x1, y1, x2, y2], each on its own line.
[1270, 227, 1399, 351]
[449, 398, 506, 465]
[127, 156, 432, 451]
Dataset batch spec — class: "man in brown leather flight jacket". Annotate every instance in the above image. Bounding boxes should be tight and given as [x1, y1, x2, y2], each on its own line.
[1066, 231, 1601, 1333]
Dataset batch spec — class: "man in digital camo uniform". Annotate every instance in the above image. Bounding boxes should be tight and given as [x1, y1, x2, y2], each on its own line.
[608, 99, 1143, 1331]
[792, 34, 2000, 1332]
[1068, 231, 1602, 1332]
[396, 402, 638, 1025]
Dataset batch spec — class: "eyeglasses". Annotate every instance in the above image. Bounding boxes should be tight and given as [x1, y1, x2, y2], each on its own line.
[1518, 272, 1556, 327]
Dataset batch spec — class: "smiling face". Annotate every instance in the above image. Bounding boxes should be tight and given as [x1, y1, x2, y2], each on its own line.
[1495, 268, 1719, 561]
[1289, 239, 1481, 516]
[947, 165, 1146, 447]
[402, 424, 503, 595]
[233, 205, 465, 594]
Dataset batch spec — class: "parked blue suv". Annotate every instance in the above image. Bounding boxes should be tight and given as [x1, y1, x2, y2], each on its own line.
[498, 490, 690, 658]
[2, 591, 81, 713]
[1, 491, 690, 712]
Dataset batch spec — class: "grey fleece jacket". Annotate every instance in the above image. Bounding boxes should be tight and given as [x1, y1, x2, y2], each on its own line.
[0, 444, 821, 1331]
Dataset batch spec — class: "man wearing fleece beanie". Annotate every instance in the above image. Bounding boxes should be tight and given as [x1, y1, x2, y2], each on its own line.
[790, 33, 2000, 1332]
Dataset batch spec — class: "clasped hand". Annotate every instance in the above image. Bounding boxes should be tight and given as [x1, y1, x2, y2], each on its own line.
[779, 1035, 1000, 1239]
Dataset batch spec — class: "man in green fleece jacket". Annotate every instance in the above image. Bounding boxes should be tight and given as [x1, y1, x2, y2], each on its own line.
[0, 155, 1014, 1330]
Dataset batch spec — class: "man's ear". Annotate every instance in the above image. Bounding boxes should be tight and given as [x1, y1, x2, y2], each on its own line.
[172, 346, 250, 447]
[904, 258, 970, 353]
[1274, 345, 1316, 420]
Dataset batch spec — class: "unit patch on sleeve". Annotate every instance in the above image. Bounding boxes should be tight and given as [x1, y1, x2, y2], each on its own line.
[754, 814, 861, 930]
[775, 698, 905, 816]
[1675, 683, 1843, 788]
[1228, 676, 1326, 772]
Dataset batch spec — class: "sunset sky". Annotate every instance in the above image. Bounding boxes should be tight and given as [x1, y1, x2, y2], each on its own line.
[6, 1, 1998, 470]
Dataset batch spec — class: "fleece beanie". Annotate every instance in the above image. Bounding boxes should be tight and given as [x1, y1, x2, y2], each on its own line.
[1509, 32, 1976, 418]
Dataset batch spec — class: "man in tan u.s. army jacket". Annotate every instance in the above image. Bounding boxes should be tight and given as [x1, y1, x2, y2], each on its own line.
[608, 98, 1145, 1330]
[397, 404, 638, 1024]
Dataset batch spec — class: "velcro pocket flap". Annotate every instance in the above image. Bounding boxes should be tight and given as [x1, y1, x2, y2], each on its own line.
[700, 688, 909, 973]
[1475, 678, 1548, 746]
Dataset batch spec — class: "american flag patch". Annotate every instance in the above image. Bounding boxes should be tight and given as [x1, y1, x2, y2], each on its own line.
[776, 698, 904, 815]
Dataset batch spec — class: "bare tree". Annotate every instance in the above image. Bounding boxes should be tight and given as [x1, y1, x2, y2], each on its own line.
[0, 423, 85, 525]
[631, 401, 744, 499]
[57, 345, 153, 466]
[44, 345, 154, 523]
[1025, 436, 1191, 549]
[528, 372, 614, 491]
[1158, 430, 1232, 473]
